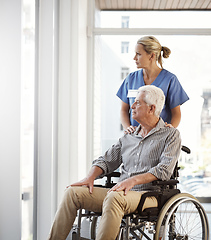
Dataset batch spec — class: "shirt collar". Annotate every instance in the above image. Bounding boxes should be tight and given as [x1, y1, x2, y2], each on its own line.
[134, 118, 165, 137]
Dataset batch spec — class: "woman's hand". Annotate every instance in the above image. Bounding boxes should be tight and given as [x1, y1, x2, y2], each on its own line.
[124, 125, 136, 134]
[165, 122, 174, 128]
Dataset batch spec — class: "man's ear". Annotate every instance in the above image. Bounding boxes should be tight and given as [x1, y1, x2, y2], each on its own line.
[149, 105, 156, 114]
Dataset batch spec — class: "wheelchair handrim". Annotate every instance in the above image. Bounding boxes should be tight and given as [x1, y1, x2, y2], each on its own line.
[154, 193, 209, 240]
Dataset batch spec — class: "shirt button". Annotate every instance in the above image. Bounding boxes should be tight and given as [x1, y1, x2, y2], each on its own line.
[137, 153, 139, 156]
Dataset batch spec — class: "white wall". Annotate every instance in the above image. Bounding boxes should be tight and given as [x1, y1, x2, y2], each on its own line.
[0, 1, 96, 239]
[57, 0, 98, 204]
[36, 0, 59, 238]
[58, 0, 89, 203]
[0, 0, 21, 239]
[37, 0, 92, 239]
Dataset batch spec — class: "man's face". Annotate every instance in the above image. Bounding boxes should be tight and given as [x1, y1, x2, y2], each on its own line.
[131, 91, 150, 123]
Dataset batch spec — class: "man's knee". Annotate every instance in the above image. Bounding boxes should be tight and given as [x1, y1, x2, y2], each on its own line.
[64, 186, 78, 200]
[103, 191, 125, 211]
[62, 186, 86, 210]
[64, 186, 107, 213]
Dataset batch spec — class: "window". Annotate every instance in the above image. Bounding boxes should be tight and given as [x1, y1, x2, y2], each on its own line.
[121, 67, 129, 80]
[95, 10, 211, 230]
[101, 34, 211, 191]
[121, 16, 129, 28]
[121, 41, 129, 53]
[101, 11, 211, 28]
[21, 1, 35, 239]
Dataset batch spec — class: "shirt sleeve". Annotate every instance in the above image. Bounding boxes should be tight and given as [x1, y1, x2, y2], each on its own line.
[148, 129, 181, 181]
[167, 75, 189, 109]
[92, 140, 123, 177]
[116, 77, 129, 104]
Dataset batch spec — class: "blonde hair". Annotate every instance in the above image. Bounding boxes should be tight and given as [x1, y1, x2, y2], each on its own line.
[137, 36, 171, 68]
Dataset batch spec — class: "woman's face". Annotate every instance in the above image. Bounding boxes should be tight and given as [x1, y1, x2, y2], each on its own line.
[133, 44, 151, 69]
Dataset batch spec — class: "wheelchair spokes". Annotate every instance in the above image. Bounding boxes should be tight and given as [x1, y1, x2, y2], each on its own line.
[156, 193, 209, 240]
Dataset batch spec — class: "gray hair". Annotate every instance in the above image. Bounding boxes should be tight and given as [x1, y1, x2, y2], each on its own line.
[138, 85, 165, 117]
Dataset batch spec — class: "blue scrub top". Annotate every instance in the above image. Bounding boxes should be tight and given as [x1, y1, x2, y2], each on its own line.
[116, 69, 189, 126]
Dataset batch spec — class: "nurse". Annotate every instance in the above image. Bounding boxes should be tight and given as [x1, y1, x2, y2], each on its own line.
[116, 36, 189, 133]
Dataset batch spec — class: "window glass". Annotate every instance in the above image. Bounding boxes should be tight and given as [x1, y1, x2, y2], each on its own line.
[121, 41, 129, 53]
[21, 0, 35, 239]
[121, 16, 129, 28]
[100, 11, 211, 28]
[121, 67, 129, 80]
[96, 33, 211, 227]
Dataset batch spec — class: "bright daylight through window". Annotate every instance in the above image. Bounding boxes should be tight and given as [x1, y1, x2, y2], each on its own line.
[21, 0, 35, 239]
[95, 10, 211, 228]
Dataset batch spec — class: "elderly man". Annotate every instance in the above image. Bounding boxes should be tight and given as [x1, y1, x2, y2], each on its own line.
[48, 85, 181, 240]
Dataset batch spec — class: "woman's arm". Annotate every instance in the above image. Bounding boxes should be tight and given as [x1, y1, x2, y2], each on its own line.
[170, 105, 181, 128]
[120, 101, 136, 133]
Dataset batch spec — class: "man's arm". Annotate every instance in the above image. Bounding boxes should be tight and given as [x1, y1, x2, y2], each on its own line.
[69, 166, 103, 194]
[149, 129, 181, 181]
[108, 172, 158, 195]
[92, 140, 122, 177]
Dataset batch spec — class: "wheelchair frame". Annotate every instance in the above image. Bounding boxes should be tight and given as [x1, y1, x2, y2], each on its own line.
[71, 146, 209, 240]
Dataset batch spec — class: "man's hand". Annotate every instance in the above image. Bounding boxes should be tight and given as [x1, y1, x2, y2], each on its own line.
[66, 166, 103, 194]
[108, 178, 136, 195]
[69, 177, 95, 194]
[108, 173, 158, 196]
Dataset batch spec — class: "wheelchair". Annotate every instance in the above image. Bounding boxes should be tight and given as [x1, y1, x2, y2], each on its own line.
[71, 146, 209, 240]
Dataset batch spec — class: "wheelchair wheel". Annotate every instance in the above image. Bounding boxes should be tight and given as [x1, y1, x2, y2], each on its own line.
[91, 215, 147, 240]
[154, 193, 209, 240]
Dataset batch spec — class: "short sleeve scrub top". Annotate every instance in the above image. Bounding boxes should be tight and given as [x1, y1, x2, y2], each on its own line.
[116, 69, 189, 126]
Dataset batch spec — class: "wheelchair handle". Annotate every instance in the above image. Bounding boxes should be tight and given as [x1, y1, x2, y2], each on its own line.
[181, 145, 191, 154]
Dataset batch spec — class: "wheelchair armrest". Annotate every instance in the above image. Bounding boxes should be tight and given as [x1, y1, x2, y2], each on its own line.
[94, 172, 120, 188]
[152, 179, 179, 186]
[105, 172, 120, 188]
[106, 172, 121, 178]
[137, 191, 160, 215]
[137, 188, 180, 215]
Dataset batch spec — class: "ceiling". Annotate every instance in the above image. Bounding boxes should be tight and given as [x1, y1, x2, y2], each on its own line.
[95, 0, 211, 10]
